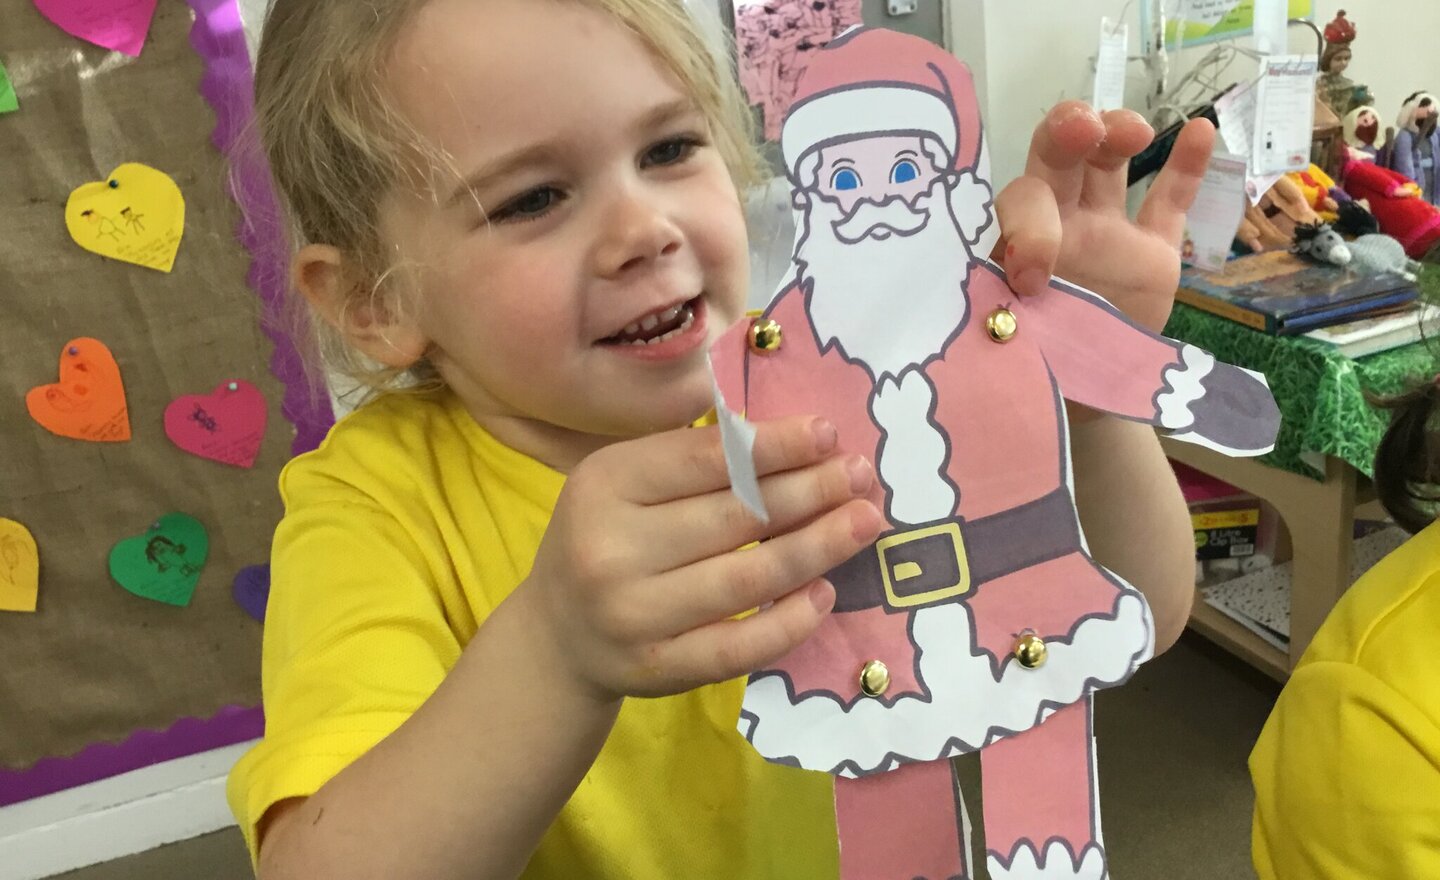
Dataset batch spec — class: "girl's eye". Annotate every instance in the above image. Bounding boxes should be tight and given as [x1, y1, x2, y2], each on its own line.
[643, 136, 702, 168]
[491, 186, 565, 224]
[831, 168, 861, 191]
[891, 159, 920, 184]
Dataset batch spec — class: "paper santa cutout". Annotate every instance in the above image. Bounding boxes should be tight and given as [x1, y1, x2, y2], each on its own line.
[710, 28, 1280, 880]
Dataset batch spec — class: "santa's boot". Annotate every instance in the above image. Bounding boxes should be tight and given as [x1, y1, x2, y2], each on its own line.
[980, 696, 1108, 879]
[834, 757, 970, 880]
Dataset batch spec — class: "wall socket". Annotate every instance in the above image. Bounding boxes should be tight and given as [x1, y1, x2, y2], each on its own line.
[888, 0, 918, 14]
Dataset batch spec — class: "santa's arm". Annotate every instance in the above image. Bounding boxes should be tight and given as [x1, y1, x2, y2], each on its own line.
[1024, 276, 1280, 457]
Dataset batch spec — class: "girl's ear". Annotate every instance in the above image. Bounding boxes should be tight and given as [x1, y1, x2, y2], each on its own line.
[293, 244, 429, 368]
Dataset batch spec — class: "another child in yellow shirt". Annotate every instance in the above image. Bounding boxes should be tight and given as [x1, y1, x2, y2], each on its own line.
[1251, 375, 1440, 878]
[227, 1, 1217, 877]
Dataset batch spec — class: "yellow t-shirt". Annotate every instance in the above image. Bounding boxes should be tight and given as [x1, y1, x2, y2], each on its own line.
[226, 390, 837, 877]
[1250, 521, 1440, 879]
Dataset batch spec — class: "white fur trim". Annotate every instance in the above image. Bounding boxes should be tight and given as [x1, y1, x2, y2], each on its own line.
[871, 370, 956, 525]
[741, 592, 1153, 775]
[987, 841, 1107, 879]
[783, 86, 956, 173]
[950, 170, 994, 248]
[1155, 344, 1214, 431]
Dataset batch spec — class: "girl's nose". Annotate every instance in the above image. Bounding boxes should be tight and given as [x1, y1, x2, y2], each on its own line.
[594, 188, 683, 278]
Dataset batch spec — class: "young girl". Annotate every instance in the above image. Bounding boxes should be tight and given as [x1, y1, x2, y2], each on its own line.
[228, 1, 1215, 877]
[1250, 357, 1440, 877]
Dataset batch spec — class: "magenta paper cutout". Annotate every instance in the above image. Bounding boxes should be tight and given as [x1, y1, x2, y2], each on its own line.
[733, 0, 863, 141]
[32, 0, 158, 57]
[164, 379, 268, 468]
[709, 28, 1280, 880]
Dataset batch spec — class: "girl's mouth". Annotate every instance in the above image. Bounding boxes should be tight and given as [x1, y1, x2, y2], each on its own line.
[602, 296, 700, 346]
[599, 296, 708, 361]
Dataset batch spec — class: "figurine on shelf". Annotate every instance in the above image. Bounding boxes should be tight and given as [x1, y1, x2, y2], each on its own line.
[1318, 11, 1372, 118]
[1342, 153, 1440, 260]
[1343, 106, 1388, 161]
[1391, 91, 1440, 207]
[1287, 164, 1342, 222]
[1292, 220, 1422, 280]
[1292, 221, 1352, 268]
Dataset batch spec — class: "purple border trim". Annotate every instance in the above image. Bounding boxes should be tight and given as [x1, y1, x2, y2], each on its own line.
[0, 1, 328, 807]
[0, 706, 264, 807]
[189, 0, 335, 455]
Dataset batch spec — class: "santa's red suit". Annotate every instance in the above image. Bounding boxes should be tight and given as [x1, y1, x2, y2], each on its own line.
[710, 28, 1280, 880]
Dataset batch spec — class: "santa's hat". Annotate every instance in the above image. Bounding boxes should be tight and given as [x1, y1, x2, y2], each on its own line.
[780, 27, 982, 181]
[1397, 91, 1436, 131]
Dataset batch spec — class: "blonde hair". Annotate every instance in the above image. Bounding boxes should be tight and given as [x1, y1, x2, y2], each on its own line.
[254, 0, 765, 394]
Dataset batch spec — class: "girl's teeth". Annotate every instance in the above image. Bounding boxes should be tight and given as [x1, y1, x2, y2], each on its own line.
[620, 305, 695, 346]
[623, 322, 640, 335]
[640, 314, 660, 331]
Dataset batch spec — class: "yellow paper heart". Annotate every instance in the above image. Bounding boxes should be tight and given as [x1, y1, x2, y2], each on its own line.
[65, 162, 185, 273]
[0, 518, 39, 613]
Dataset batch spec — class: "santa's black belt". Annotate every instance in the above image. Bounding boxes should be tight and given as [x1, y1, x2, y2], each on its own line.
[826, 489, 1082, 614]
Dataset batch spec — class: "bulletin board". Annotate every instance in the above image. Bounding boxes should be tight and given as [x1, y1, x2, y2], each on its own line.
[0, 0, 331, 803]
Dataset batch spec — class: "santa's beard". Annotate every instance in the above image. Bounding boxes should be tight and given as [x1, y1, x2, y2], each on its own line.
[796, 179, 974, 381]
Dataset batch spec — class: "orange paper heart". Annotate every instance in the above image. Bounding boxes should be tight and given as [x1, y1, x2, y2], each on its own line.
[26, 338, 131, 442]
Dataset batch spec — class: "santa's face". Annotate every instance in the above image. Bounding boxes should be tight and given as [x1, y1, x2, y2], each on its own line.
[814, 135, 943, 216]
[795, 138, 974, 378]
[375, 0, 749, 468]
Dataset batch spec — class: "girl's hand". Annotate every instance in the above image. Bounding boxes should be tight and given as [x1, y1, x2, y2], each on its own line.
[518, 417, 883, 703]
[993, 102, 1215, 334]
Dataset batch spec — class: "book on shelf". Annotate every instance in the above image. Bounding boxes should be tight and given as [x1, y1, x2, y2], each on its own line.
[1177, 250, 1417, 335]
[1200, 526, 1410, 651]
[1301, 302, 1440, 358]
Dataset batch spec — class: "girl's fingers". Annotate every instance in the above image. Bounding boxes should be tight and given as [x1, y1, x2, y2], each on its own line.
[643, 452, 875, 572]
[604, 415, 838, 505]
[1022, 101, 1107, 212]
[1079, 110, 1155, 214]
[1136, 118, 1216, 246]
[644, 498, 882, 639]
[654, 578, 836, 690]
[993, 175, 1062, 297]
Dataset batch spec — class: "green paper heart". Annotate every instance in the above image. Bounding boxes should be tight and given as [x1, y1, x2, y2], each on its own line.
[109, 513, 209, 606]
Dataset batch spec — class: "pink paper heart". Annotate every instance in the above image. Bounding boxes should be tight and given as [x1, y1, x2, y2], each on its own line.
[32, 0, 158, 58]
[163, 380, 267, 469]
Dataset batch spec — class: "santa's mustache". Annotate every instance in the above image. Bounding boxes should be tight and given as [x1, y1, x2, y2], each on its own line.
[831, 195, 931, 245]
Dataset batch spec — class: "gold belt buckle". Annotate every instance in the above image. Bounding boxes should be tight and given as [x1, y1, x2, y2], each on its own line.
[876, 522, 971, 608]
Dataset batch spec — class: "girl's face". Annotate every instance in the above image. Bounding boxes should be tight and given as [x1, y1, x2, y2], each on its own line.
[379, 0, 749, 468]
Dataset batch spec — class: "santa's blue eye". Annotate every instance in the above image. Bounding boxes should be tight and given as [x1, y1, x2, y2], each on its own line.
[831, 168, 861, 191]
[891, 159, 920, 184]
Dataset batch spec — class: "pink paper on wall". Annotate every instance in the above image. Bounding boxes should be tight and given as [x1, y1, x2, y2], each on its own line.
[732, 0, 863, 141]
[31, 0, 158, 57]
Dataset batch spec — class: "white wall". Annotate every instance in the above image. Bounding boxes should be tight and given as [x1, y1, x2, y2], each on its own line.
[969, 0, 1440, 191]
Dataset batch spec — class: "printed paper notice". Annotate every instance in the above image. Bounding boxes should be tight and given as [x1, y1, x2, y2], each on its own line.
[1092, 19, 1129, 112]
[1182, 152, 1248, 271]
[1252, 55, 1317, 176]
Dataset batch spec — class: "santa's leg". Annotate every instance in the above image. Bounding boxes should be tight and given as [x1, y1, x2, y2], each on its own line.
[835, 758, 970, 880]
[979, 697, 1107, 879]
